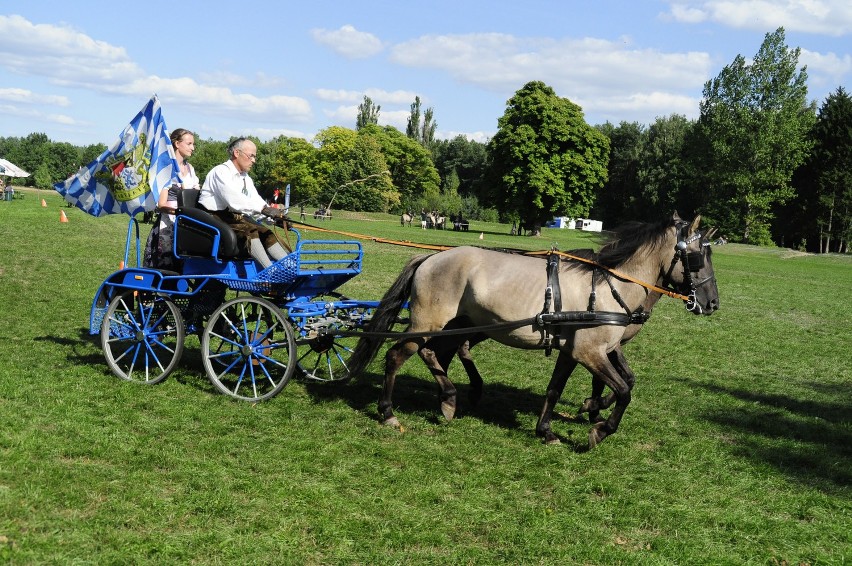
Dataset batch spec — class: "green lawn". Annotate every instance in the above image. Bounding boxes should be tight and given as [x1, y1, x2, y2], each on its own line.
[0, 190, 849, 564]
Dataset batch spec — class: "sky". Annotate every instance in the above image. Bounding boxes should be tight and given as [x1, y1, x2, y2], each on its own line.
[1, 1, 850, 147]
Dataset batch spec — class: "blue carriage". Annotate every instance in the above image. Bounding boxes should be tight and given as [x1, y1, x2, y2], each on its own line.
[89, 189, 379, 401]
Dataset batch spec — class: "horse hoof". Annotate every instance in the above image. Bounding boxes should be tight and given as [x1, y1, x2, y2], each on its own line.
[440, 401, 456, 422]
[588, 426, 607, 449]
[383, 416, 401, 429]
[544, 433, 561, 446]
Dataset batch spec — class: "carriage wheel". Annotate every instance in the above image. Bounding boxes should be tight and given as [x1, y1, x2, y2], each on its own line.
[101, 291, 184, 384]
[201, 296, 296, 402]
[295, 293, 371, 383]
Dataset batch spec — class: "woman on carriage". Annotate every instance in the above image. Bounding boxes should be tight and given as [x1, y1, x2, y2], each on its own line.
[143, 128, 199, 271]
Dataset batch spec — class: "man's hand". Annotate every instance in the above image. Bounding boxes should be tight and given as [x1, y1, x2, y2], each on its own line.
[262, 205, 284, 219]
[262, 206, 291, 228]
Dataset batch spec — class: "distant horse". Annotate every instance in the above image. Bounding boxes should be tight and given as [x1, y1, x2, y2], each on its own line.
[314, 208, 331, 221]
[400, 211, 414, 227]
[429, 212, 446, 230]
[452, 214, 469, 232]
[349, 213, 719, 449]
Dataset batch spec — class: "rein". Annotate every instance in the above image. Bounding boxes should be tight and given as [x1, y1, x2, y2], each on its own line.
[286, 218, 691, 301]
[296, 217, 710, 345]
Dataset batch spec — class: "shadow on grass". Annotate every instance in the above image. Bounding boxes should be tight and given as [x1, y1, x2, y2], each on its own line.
[676, 376, 852, 489]
[302, 368, 593, 451]
[34, 327, 106, 367]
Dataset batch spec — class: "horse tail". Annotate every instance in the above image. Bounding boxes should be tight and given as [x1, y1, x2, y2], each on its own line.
[348, 253, 433, 378]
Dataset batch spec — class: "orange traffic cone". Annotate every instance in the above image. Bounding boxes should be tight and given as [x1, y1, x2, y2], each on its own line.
[59, 210, 69, 223]
[119, 260, 125, 270]
[41, 198, 47, 207]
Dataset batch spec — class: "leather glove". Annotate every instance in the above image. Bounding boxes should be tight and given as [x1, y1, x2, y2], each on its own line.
[262, 205, 284, 219]
[262, 206, 292, 228]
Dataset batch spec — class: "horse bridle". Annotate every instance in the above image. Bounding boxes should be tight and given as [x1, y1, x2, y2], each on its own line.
[665, 221, 715, 314]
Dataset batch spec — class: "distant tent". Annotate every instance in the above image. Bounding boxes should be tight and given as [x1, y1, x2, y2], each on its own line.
[0, 158, 30, 178]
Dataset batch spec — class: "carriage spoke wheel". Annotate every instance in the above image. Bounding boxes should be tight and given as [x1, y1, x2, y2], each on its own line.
[201, 297, 296, 402]
[101, 291, 184, 384]
[295, 293, 371, 384]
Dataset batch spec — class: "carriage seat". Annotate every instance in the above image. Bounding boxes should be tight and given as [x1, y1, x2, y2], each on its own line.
[174, 188, 242, 261]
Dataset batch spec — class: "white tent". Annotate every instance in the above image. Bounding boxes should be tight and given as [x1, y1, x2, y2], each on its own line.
[0, 158, 30, 178]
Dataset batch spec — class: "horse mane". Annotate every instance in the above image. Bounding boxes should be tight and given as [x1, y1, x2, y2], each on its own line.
[566, 218, 673, 271]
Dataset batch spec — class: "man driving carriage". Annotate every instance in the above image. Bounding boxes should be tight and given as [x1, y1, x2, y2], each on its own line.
[198, 137, 291, 268]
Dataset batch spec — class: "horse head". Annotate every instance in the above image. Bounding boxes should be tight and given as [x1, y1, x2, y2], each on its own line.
[665, 213, 720, 315]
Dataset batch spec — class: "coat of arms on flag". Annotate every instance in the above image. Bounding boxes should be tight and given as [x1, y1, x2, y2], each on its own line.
[54, 95, 180, 217]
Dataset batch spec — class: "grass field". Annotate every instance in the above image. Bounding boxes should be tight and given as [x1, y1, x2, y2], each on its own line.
[1, 189, 850, 564]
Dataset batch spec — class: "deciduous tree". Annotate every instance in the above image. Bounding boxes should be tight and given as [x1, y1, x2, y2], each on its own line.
[356, 96, 381, 130]
[486, 81, 609, 233]
[695, 27, 815, 244]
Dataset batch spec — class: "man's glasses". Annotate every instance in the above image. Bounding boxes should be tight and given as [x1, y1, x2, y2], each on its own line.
[240, 149, 257, 160]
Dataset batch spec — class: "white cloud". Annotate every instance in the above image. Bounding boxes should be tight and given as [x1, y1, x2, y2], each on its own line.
[315, 87, 419, 105]
[311, 25, 384, 59]
[390, 33, 711, 121]
[0, 102, 81, 125]
[0, 15, 145, 86]
[0, 87, 70, 106]
[799, 47, 852, 95]
[665, 1, 852, 35]
[438, 130, 492, 144]
[0, 15, 312, 125]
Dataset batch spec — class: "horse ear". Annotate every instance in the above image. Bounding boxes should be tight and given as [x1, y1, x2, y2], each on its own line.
[705, 227, 718, 240]
[688, 215, 701, 235]
[672, 211, 682, 222]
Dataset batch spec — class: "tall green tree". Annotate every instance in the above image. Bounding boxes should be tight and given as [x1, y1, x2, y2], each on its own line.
[695, 27, 815, 244]
[639, 114, 694, 216]
[406, 96, 422, 141]
[486, 81, 609, 232]
[405, 96, 437, 151]
[594, 121, 643, 226]
[420, 107, 437, 151]
[362, 124, 440, 211]
[810, 87, 852, 252]
[267, 136, 322, 207]
[432, 135, 488, 199]
[325, 133, 396, 212]
[356, 95, 381, 130]
[787, 87, 852, 252]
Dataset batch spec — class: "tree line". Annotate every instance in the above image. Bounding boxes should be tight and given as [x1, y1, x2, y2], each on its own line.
[1, 28, 848, 252]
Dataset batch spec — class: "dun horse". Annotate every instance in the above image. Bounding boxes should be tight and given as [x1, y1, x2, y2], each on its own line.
[400, 211, 414, 227]
[349, 214, 719, 449]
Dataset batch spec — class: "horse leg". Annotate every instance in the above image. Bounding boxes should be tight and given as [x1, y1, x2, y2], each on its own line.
[418, 344, 457, 421]
[581, 376, 608, 424]
[457, 334, 487, 406]
[582, 354, 632, 449]
[379, 338, 422, 428]
[581, 347, 637, 423]
[535, 351, 578, 445]
[431, 333, 486, 407]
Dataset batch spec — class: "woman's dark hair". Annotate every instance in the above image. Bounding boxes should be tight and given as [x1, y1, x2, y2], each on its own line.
[170, 128, 194, 145]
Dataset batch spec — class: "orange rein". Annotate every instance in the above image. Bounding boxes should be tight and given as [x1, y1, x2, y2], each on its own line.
[286, 220, 690, 302]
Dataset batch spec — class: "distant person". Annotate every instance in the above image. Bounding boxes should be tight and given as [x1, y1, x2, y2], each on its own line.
[198, 137, 290, 269]
[144, 128, 199, 270]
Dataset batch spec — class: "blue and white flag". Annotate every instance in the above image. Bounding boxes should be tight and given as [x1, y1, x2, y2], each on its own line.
[54, 95, 180, 217]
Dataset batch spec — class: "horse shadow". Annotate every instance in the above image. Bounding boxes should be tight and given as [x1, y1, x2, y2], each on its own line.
[34, 328, 108, 367]
[302, 369, 590, 449]
[674, 376, 852, 489]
